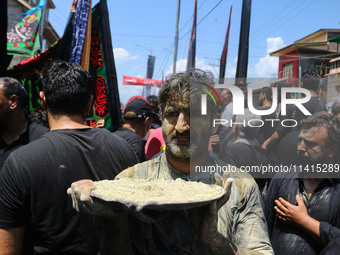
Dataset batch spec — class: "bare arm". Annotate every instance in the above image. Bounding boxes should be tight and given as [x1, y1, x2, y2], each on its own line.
[0, 227, 25, 255]
[261, 131, 279, 150]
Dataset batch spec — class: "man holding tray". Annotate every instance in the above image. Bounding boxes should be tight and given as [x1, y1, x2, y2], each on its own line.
[69, 70, 274, 255]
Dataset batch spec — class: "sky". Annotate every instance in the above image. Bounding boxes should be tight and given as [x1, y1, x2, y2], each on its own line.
[48, 0, 340, 103]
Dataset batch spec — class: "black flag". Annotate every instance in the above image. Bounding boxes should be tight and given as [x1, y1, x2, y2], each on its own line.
[235, 0, 251, 84]
[186, 0, 197, 71]
[219, 5, 232, 84]
[98, 0, 121, 130]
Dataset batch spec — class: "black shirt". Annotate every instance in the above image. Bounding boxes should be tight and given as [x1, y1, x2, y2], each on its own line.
[114, 127, 147, 162]
[264, 171, 340, 255]
[221, 138, 268, 190]
[0, 128, 138, 254]
[275, 130, 299, 166]
[257, 106, 277, 145]
[0, 121, 48, 170]
[293, 96, 327, 130]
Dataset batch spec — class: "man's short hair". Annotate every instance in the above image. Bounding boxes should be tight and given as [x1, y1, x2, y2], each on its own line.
[0, 77, 28, 109]
[301, 70, 320, 91]
[41, 59, 93, 116]
[301, 112, 340, 146]
[331, 103, 340, 115]
[234, 110, 262, 139]
[146, 95, 158, 106]
[159, 69, 218, 117]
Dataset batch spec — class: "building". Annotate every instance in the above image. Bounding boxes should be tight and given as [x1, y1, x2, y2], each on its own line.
[270, 29, 340, 103]
[8, 0, 59, 66]
[325, 36, 340, 105]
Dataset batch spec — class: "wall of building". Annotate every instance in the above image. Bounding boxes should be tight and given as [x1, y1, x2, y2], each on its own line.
[327, 74, 340, 104]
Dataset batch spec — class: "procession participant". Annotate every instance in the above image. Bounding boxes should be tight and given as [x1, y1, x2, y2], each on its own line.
[114, 96, 152, 162]
[264, 113, 340, 255]
[69, 69, 274, 255]
[0, 60, 138, 254]
[0, 77, 48, 170]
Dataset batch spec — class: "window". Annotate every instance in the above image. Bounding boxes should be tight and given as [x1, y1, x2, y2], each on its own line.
[283, 63, 293, 78]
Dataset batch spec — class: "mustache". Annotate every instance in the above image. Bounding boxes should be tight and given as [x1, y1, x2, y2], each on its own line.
[170, 131, 190, 139]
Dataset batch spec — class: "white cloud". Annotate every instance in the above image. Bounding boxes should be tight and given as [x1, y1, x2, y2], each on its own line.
[118, 85, 144, 104]
[113, 48, 138, 64]
[266, 37, 285, 54]
[254, 37, 285, 77]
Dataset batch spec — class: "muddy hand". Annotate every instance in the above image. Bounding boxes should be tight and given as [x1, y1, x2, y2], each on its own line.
[67, 179, 96, 212]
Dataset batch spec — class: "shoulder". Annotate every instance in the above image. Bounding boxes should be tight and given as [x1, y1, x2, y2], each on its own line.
[116, 155, 162, 179]
[114, 128, 142, 142]
[268, 171, 297, 191]
[27, 122, 49, 140]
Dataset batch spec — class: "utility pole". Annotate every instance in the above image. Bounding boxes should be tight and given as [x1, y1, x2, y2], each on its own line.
[173, 0, 180, 73]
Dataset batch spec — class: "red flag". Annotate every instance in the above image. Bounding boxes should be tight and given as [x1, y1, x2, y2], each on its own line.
[123, 76, 163, 88]
[219, 5, 232, 84]
[186, 0, 197, 71]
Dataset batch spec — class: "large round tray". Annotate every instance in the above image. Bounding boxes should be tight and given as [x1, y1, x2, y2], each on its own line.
[90, 188, 224, 212]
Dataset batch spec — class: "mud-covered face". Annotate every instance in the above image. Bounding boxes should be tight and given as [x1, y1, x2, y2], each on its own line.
[162, 93, 211, 162]
[297, 126, 330, 166]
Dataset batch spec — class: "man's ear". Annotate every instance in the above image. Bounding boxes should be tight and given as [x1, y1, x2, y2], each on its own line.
[8, 95, 19, 110]
[85, 95, 94, 114]
[39, 91, 47, 110]
[145, 116, 152, 129]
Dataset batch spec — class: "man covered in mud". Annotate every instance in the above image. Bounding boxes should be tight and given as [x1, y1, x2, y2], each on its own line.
[68, 70, 273, 255]
[264, 112, 340, 255]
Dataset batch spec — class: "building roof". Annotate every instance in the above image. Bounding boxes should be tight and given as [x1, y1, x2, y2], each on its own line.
[270, 29, 340, 57]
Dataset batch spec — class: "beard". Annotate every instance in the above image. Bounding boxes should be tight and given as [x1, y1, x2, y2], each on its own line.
[164, 131, 200, 162]
[298, 149, 330, 178]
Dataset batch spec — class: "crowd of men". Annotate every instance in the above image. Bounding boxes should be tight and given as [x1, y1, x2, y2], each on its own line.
[0, 59, 339, 254]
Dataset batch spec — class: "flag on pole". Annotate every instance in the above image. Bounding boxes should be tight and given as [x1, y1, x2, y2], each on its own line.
[81, 0, 93, 71]
[85, 0, 121, 131]
[219, 5, 232, 84]
[69, 0, 91, 64]
[186, 0, 197, 71]
[6, 0, 122, 131]
[7, 0, 46, 57]
[235, 0, 252, 84]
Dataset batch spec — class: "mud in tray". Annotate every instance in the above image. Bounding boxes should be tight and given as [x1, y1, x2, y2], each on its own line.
[90, 178, 224, 211]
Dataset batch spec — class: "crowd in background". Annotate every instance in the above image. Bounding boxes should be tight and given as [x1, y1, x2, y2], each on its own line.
[0, 62, 339, 254]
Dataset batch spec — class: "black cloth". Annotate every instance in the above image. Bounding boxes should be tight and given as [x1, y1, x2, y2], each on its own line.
[114, 127, 147, 162]
[0, 121, 48, 170]
[276, 97, 327, 135]
[217, 128, 236, 160]
[320, 234, 340, 255]
[221, 138, 268, 190]
[293, 96, 327, 130]
[275, 130, 299, 166]
[264, 171, 340, 255]
[0, 128, 138, 254]
[211, 124, 232, 155]
[257, 106, 277, 145]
